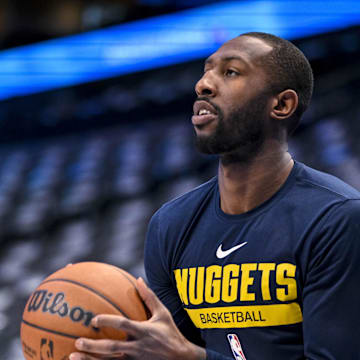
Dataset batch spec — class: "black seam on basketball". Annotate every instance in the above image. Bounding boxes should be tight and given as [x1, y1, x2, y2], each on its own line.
[40, 278, 130, 319]
[22, 319, 78, 339]
[114, 268, 137, 288]
[113, 268, 150, 318]
[113, 269, 142, 299]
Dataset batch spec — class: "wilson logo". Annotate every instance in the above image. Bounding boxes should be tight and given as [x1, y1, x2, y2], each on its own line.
[27, 289, 97, 329]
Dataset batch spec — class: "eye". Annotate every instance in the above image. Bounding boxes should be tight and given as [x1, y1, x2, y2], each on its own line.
[225, 69, 239, 77]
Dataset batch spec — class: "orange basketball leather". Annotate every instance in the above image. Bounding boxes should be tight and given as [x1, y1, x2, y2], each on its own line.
[21, 262, 148, 360]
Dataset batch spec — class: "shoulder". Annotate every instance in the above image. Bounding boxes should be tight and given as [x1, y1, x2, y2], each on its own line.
[323, 198, 360, 230]
[306, 198, 360, 266]
[152, 176, 218, 225]
[306, 198, 360, 279]
[294, 162, 360, 202]
[145, 177, 218, 268]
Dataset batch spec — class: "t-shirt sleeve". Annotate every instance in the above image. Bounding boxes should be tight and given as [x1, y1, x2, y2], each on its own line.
[144, 210, 204, 346]
[302, 199, 360, 359]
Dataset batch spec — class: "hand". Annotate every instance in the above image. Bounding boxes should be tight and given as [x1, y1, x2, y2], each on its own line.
[69, 277, 206, 360]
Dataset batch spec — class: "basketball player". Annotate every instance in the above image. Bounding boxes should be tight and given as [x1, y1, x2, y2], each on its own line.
[70, 32, 360, 360]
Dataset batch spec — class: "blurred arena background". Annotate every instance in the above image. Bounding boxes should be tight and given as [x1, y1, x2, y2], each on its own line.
[1, 0, 360, 358]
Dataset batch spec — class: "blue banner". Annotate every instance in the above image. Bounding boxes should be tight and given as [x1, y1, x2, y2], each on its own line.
[1, 0, 359, 100]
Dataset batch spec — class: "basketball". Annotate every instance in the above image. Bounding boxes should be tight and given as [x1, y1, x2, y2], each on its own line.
[20, 262, 149, 360]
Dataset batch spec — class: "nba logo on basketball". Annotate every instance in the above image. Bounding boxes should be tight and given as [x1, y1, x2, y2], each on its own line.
[227, 334, 247, 360]
[40, 338, 54, 360]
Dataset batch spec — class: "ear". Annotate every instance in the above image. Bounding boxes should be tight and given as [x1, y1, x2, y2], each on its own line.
[270, 89, 298, 120]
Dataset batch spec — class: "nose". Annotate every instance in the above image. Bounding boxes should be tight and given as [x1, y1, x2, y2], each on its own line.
[195, 71, 216, 97]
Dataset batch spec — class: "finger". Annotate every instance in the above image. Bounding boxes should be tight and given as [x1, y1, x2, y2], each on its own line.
[69, 352, 98, 360]
[70, 352, 124, 360]
[69, 353, 94, 360]
[136, 277, 165, 315]
[92, 314, 145, 337]
[74, 338, 132, 356]
[70, 353, 124, 360]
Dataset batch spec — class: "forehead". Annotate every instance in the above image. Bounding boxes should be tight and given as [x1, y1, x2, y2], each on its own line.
[207, 36, 273, 67]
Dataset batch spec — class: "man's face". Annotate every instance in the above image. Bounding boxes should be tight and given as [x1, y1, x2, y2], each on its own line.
[192, 36, 274, 162]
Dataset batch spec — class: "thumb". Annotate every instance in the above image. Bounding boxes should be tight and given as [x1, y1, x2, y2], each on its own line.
[136, 277, 165, 316]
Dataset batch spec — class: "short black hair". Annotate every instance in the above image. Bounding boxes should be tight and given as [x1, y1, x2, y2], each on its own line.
[241, 32, 314, 135]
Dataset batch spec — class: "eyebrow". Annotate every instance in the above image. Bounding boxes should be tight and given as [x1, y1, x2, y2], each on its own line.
[204, 55, 250, 67]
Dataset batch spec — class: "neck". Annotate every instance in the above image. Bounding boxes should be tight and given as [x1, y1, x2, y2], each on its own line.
[218, 140, 294, 215]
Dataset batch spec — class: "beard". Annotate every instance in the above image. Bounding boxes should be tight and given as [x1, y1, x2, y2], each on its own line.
[194, 92, 268, 164]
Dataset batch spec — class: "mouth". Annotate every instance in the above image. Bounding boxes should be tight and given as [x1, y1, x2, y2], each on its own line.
[192, 100, 218, 127]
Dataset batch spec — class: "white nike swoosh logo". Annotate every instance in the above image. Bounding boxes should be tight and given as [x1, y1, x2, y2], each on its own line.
[216, 242, 248, 259]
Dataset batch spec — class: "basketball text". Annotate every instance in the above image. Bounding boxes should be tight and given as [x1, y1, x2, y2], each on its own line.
[174, 263, 302, 329]
[27, 289, 96, 328]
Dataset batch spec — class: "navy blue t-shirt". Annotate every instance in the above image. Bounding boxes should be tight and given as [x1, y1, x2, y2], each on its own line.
[144, 161, 360, 360]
